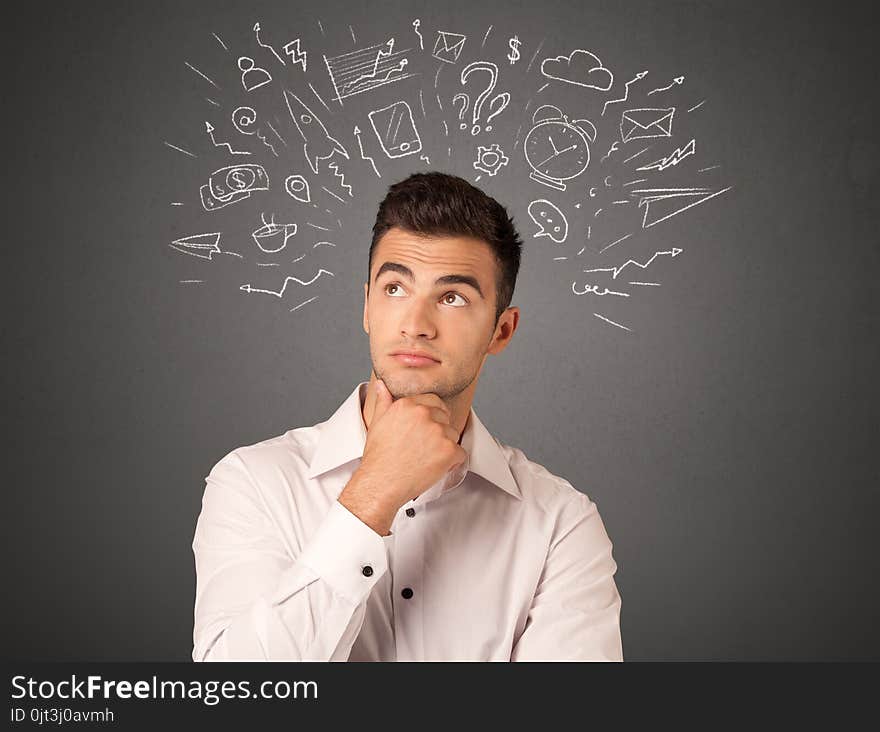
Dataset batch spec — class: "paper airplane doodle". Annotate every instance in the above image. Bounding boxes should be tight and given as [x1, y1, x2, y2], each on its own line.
[368, 101, 422, 158]
[630, 187, 733, 228]
[540, 49, 613, 91]
[432, 31, 467, 64]
[620, 108, 675, 143]
[324, 38, 416, 104]
[283, 90, 349, 174]
[169, 232, 223, 260]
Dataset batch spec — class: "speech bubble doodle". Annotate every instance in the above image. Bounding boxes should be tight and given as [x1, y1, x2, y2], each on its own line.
[527, 199, 569, 243]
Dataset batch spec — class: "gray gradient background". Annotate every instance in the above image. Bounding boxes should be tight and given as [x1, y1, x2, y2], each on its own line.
[5, 0, 879, 660]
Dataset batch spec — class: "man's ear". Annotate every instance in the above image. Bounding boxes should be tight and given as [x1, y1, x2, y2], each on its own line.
[363, 282, 369, 334]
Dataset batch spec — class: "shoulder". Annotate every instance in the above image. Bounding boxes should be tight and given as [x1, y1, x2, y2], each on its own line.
[206, 423, 320, 487]
[497, 440, 604, 524]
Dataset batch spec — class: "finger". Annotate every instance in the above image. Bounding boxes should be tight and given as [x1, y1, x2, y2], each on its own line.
[372, 379, 395, 422]
[409, 392, 451, 416]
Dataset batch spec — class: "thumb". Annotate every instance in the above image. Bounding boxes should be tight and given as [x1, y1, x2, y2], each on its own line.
[372, 378, 394, 422]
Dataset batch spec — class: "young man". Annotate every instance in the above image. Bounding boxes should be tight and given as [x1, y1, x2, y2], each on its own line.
[191, 172, 623, 661]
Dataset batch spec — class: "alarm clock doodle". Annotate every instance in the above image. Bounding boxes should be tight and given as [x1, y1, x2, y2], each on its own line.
[524, 105, 597, 192]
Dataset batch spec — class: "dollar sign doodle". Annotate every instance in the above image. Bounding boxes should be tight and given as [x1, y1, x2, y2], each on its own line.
[229, 170, 248, 189]
[507, 36, 521, 65]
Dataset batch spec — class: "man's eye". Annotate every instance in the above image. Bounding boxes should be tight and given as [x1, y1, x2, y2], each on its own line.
[384, 283, 467, 306]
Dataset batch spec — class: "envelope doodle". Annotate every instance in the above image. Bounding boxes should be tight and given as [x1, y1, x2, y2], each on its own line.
[432, 31, 466, 64]
[619, 108, 675, 143]
[368, 101, 422, 158]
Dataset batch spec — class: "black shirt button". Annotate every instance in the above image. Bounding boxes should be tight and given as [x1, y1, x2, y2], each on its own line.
[362, 565, 373, 577]
[401, 587, 414, 599]
[405, 507, 415, 517]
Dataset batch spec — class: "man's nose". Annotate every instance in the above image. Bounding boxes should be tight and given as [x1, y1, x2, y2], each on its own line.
[400, 297, 437, 339]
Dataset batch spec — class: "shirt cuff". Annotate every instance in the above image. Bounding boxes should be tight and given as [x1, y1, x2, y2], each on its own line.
[296, 500, 390, 605]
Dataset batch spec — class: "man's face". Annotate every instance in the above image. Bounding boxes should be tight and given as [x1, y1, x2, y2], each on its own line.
[363, 226, 518, 402]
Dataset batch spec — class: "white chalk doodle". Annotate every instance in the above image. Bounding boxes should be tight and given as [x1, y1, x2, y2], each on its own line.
[507, 36, 521, 65]
[327, 160, 353, 196]
[459, 61, 510, 134]
[473, 143, 509, 176]
[252, 213, 297, 253]
[540, 49, 613, 91]
[290, 296, 319, 312]
[185, 61, 220, 89]
[603, 70, 648, 116]
[572, 282, 630, 297]
[230, 106, 277, 157]
[199, 164, 269, 212]
[284, 173, 312, 203]
[636, 139, 695, 171]
[647, 76, 684, 96]
[433, 31, 467, 64]
[164, 141, 196, 158]
[368, 100, 422, 158]
[205, 121, 250, 155]
[283, 39, 307, 71]
[528, 199, 569, 243]
[353, 125, 381, 177]
[630, 187, 733, 228]
[283, 90, 349, 174]
[584, 247, 683, 279]
[324, 38, 415, 104]
[524, 105, 595, 191]
[412, 19, 424, 50]
[254, 22, 285, 66]
[238, 56, 272, 92]
[239, 268, 335, 297]
[593, 312, 632, 332]
[620, 108, 675, 143]
[169, 232, 223, 260]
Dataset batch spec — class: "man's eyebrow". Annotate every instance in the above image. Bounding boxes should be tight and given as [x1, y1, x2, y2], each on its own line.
[374, 261, 485, 299]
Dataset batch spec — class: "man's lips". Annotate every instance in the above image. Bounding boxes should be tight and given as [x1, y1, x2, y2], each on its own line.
[390, 351, 440, 366]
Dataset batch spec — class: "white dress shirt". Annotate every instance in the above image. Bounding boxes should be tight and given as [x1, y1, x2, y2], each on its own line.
[191, 381, 623, 661]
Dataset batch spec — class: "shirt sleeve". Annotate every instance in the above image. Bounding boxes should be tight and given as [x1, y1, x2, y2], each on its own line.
[510, 490, 623, 662]
[191, 450, 389, 661]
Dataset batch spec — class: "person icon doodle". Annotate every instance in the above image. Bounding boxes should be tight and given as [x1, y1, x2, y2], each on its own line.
[238, 56, 272, 92]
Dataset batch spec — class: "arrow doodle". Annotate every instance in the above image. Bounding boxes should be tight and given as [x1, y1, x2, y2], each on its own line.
[205, 121, 251, 155]
[582, 247, 683, 280]
[353, 125, 380, 177]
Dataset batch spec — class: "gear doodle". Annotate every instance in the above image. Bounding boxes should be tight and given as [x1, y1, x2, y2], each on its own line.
[473, 143, 509, 177]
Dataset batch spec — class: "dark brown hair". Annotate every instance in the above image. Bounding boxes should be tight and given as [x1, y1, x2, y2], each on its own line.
[368, 171, 522, 325]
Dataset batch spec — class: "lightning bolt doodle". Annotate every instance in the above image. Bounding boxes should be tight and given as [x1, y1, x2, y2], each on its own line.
[327, 160, 353, 196]
[283, 39, 307, 71]
[636, 139, 695, 172]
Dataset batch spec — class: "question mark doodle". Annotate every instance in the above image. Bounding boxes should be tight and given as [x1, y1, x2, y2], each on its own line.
[452, 94, 470, 130]
[460, 61, 509, 135]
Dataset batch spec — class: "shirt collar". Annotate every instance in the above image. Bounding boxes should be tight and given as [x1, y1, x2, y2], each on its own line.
[306, 381, 521, 500]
